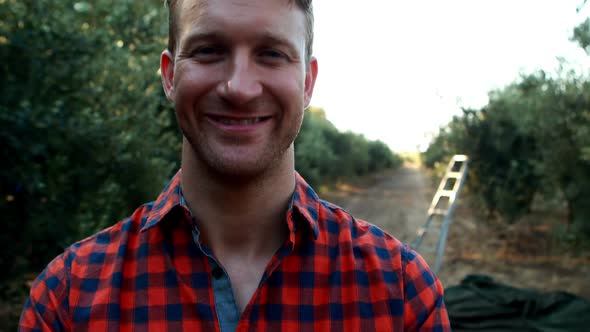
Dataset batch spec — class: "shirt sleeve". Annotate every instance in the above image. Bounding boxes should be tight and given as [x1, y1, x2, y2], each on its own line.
[402, 245, 451, 331]
[19, 254, 70, 332]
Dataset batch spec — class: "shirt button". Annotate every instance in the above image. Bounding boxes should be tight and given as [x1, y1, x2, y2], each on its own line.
[211, 267, 223, 279]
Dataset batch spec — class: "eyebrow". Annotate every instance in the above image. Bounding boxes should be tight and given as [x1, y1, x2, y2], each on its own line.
[178, 30, 223, 50]
[257, 32, 301, 58]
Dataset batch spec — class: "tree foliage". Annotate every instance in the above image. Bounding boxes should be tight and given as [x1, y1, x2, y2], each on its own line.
[572, 18, 590, 51]
[0, 0, 181, 281]
[423, 21, 590, 233]
[295, 107, 402, 187]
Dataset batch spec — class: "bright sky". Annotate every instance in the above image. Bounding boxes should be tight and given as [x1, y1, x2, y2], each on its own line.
[310, 0, 590, 152]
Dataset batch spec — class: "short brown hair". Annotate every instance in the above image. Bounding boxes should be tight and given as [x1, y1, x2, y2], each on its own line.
[165, 0, 314, 61]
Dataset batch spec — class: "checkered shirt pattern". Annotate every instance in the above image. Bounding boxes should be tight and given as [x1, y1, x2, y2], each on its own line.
[20, 170, 450, 331]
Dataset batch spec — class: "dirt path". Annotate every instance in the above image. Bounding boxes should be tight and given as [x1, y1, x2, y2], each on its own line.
[321, 163, 431, 244]
[321, 164, 590, 299]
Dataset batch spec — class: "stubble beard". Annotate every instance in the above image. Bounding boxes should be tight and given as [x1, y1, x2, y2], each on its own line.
[184, 125, 299, 184]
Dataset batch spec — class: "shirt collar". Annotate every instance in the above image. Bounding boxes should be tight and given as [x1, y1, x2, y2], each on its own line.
[141, 169, 185, 232]
[289, 172, 320, 240]
[141, 169, 320, 240]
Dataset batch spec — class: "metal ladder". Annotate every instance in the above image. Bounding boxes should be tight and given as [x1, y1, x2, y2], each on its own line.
[412, 154, 469, 273]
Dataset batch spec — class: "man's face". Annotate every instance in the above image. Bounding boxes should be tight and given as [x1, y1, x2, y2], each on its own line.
[161, 0, 318, 178]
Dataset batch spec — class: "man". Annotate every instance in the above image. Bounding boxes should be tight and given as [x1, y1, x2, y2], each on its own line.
[20, 0, 450, 330]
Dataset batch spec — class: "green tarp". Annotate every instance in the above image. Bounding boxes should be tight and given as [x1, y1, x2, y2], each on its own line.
[445, 275, 590, 331]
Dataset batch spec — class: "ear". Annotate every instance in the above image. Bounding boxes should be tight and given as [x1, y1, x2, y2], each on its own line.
[160, 50, 175, 102]
[303, 57, 318, 108]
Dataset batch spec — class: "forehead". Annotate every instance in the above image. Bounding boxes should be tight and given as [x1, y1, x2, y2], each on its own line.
[176, 0, 306, 46]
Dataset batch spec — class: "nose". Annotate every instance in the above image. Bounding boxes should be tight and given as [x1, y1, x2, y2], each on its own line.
[216, 50, 263, 105]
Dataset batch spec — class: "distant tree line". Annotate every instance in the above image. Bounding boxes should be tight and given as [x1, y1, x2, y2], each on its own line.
[423, 19, 590, 237]
[296, 107, 402, 187]
[0, 1, 401, 316]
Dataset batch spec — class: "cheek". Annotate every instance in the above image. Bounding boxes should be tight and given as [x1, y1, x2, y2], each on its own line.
[173, 62, 218, 106]
[264, 68, 306, 109]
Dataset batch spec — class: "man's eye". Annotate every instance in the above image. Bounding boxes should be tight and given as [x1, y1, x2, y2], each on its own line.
[260, 49, 286, 60]
[192, 46, 224, 61]
[196, 46, 220, 54]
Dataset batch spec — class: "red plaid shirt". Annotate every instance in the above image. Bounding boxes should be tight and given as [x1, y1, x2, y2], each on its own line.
[20, 170, 450, 331]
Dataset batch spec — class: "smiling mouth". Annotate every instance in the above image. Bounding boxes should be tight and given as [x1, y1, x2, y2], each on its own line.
[209, 116, 270, 126]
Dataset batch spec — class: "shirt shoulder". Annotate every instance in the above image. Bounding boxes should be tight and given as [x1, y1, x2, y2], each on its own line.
[314, 199, 450, 331]
[56, 169, 186, 279]
[68, 202, 154, 259]
[316, 198, 434, 266]
[18, 202, 155, 331]
[316, 198, 405, 260]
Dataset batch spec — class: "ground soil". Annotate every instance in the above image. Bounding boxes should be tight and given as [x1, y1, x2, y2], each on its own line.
[321, 162, 590, 300]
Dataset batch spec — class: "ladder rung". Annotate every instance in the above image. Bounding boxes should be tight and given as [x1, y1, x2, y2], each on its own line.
[446, 172, 463, 178]
[436, 190, 456, 198]
[429, 208, 448, 215]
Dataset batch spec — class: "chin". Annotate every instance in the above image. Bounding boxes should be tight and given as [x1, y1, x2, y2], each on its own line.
[199, 146, 287, 180]
[184, 131, 296, 181]
[206, 159, 286, 185]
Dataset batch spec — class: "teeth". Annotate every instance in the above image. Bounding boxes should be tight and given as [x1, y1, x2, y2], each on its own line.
[217, 117, 263, 125]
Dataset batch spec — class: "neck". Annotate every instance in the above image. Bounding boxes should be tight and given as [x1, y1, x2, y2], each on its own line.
[180, 141, 295, 261]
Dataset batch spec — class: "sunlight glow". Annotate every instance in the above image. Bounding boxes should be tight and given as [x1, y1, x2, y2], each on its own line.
[310, 0, 590, 152]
